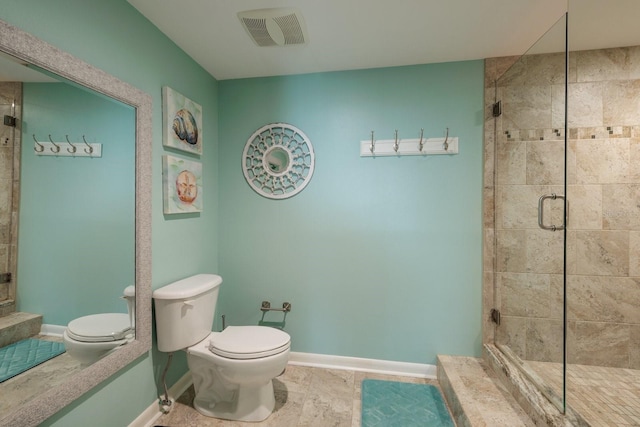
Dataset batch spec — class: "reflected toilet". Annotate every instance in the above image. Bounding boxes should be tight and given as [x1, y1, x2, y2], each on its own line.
[62, 286, 135, 366]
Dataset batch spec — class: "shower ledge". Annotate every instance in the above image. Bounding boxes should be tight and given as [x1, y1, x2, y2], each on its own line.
[437, 354, 536, 426]
[0, 311, 42, 348]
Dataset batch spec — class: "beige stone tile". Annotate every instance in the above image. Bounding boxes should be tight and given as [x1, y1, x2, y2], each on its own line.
[551, 83, 566, 133]
[526, 140, 565, 185]
[496, 55, 527, 88]
[569, 322, 630, 368]
[628, 45, 640, 80]
[549, 274, 564, 320]
[576, 48, 631, 82]
[567, 82, 604, 128]
[483, 228, 495, 272]
[297, 395, 352, 427]
[567, 184, 602, 229]
[499, 272, 551, 317]
[525, 229, 564, 274]
[629, 325, 640, 370]
[496, 140, 526, 185]
[602, 184, 640, 230]
[523, 52, 566, 87]
[275, 364, 313, 395]
[604, 80, 640, 126]
[576, 138, 631, 184]
[630, 232, 640, 277]
[498, 184, 550, 229]
[496, 315, 527, 358]
[502, 85, 553, 130]
[496, 229, 526, 273]
[575, 230, 629, 276]
[526, 318, 563, 363]
[566, 275, 640, 323]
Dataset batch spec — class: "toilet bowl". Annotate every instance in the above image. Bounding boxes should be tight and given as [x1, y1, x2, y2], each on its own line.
[63, 313, 134, 366]
[187, 326, 290, 421]
[63, 286, 135, 366]
[153, 274, 291, 422]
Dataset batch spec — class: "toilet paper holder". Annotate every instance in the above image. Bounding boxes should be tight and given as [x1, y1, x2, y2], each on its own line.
[261, 301, 292, 312]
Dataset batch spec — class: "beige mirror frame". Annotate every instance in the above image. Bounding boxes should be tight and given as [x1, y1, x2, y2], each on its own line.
[0, 19, 152, 427]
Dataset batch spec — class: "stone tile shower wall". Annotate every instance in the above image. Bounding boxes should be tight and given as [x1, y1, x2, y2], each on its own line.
[0, 82, 20, 317]
[485, 46, 640, 369]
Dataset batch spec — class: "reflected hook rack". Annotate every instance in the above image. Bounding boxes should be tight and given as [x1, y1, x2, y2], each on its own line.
[33, 134, 102, 157]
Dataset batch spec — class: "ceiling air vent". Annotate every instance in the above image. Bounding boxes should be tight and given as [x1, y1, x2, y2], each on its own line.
[238, 8, 308, 47]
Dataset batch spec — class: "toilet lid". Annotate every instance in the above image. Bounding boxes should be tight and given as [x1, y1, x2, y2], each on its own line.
[208, 326, 290, 359]
[66, 313, 133, 342]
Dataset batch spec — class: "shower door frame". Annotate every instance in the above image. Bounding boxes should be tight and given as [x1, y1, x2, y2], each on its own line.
[487, 12, 570, 415]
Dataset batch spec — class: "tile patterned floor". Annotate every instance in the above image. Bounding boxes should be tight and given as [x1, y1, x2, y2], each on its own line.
[0, 334, 82, 414]
[155, 365, 449, 427]
[529, 361, 640, 426]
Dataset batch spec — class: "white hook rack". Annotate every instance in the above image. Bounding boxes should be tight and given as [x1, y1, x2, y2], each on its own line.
[360, 129, 458, 157]
[33, 134, 102, 157]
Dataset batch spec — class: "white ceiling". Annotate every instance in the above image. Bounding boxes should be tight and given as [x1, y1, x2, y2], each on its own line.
[128, 0, 570, 80]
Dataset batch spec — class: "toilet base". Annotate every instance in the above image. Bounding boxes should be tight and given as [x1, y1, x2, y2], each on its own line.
[193, 380, 276, 422]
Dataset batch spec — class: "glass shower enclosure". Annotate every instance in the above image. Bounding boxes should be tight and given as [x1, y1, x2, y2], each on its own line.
[492, 1, 640, 424]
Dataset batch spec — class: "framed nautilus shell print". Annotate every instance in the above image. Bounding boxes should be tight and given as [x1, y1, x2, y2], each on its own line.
[242, 123, 316, 199]
[162, 86, 202, 155]
[162, 155, 203, 214]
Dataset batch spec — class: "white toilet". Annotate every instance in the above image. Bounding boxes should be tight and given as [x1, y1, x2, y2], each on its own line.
[153, 274, 290, 422]
[62, 286, 135, 366]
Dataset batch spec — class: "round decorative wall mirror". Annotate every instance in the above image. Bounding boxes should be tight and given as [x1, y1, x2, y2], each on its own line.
[242, 123, 315, 199]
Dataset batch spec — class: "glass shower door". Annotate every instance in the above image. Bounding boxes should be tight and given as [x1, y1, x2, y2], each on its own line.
[493, 13, 568, 412]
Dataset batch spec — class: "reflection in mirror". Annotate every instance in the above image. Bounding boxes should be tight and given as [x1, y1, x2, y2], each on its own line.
[0, 19, 151, 427]
[242, 123, 315, 200]
[264, 146, 290, 174]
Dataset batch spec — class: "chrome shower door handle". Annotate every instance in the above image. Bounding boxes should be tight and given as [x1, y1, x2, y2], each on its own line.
[538, 193, 565, 231]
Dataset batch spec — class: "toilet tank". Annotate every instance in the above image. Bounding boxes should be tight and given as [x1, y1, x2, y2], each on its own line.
[153, 274, 222, 352]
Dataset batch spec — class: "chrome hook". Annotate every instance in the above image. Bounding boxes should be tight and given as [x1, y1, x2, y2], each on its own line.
[48, 134, 60, 153]
[393, 129, 399, 152]
[443, 127, 449, 151]
[33, 134, 44, 153]
[369, 130, 375, 154]
[65, 135, 77, 154]
[82, 135, 93, 154]
[418, 128, 424, 152]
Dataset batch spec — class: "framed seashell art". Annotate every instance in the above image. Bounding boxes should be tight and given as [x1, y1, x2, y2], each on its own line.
[162, 155, 203, 214]
[162, 86, 202, 155]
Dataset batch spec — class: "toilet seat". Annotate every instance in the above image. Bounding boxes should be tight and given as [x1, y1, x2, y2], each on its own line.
[208, 326, 290, 359]
[66, 313, 133, 343]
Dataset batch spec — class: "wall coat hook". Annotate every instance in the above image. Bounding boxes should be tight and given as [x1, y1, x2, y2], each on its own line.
[369, 130, 375, 154]
[65, 135, 77, 154]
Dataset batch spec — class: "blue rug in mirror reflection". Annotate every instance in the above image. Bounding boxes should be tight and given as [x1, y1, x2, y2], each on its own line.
[0, 338, 65, 383]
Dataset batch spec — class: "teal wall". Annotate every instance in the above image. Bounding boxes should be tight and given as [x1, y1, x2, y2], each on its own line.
[218, 64, 484, 364]
[0, 0, 483, 425]
[0, 0, 218, 426]
[19, 82, 135, 324]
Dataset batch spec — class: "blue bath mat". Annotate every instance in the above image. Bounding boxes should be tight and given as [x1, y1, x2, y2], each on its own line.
[361, 379, 454, 427]
[0, 338, 65, 383]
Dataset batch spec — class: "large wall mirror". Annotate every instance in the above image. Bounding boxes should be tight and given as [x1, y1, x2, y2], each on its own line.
[0, 19, 151, 427]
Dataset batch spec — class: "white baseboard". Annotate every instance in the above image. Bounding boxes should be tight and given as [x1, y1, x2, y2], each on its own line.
[128, 371, 193, 427]
[288, 352, 437, 379]
[129, 352, 435, 426]
[40, 324, 65, 337]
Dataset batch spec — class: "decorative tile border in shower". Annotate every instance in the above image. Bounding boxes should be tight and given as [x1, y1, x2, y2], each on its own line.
[503, 128, 564, 142]
[502, 125, 640, 142]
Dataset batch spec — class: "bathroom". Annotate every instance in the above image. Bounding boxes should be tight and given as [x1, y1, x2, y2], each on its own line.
[0, 0, 638, 426]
